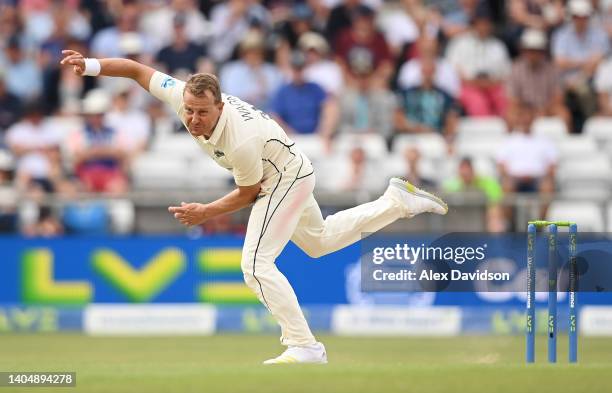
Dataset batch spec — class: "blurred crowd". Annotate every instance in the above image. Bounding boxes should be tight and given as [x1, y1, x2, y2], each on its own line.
[1, 0, 611, 235]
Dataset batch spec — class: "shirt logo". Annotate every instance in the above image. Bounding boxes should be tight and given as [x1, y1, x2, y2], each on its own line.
[213, 150, 225, 158]
[161, 77, 176, 88]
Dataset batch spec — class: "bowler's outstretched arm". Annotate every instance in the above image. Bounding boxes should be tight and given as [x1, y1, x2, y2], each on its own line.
[60, 49, 155, 92]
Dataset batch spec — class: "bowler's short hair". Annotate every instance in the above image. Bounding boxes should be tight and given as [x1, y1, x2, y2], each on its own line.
[185, 73, 222, 103]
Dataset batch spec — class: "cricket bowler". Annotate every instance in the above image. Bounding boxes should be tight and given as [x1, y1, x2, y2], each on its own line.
[60, 49, 448, 364]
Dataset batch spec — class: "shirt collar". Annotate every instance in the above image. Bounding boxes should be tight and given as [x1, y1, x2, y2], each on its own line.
[199, 102, 228, 146]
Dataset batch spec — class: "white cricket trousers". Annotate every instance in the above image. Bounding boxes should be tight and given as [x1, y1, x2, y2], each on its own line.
[241, 155, 404, 346]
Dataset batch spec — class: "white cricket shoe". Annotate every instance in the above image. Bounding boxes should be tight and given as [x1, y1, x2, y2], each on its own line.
[386, 177, 448, 217]
[262, 342, 328, 365]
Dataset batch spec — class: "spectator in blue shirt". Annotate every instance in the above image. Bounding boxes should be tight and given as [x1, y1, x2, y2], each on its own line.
[270, 51, 337, 139]
[2, 36, 42, 101]
[552, 0, 609, 132]
[394, 57, 459, 142]
[155, 13, 209, 75]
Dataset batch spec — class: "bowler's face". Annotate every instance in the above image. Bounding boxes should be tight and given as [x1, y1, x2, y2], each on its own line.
[183, 90, 224, 138]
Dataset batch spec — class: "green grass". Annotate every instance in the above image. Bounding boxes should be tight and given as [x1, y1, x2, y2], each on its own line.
[0, 334, 610, 393]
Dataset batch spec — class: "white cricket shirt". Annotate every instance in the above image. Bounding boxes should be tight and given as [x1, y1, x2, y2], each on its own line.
[149, 71, 313, 191]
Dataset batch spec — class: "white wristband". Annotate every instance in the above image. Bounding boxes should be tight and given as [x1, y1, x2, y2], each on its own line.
[82, 58, 101, 76]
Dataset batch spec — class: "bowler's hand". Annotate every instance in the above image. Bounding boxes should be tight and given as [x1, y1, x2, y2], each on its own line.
[168, 202, 208, 226]
[60, 49, 85, 76]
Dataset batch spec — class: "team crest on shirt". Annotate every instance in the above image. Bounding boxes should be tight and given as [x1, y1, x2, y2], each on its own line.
[161, 77, 175, 88]
[214, 150, 225, 158]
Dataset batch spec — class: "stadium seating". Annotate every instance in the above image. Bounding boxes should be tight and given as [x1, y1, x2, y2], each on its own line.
[392, 133, 447, 159]
[557, 135, 598, 158]
[456, 116, 508, 139]
[532, 117, 568, 142]
[546, 200, 605, 232]
[584, 117, 612, 144]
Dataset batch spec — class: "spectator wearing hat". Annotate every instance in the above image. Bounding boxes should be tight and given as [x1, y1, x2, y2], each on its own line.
[70, 89, 129, 195]
[552, 0, 609, 132]
[2, 36, 42, 101]
[507, 28, 570, 129]
[270, 51, 338, 144]
[299, 32, 344, 95]
[445, 2, 511, 116]
[505, 0, 565, 56]
[220, 31, 283, 111]
[334, 5, 393, 85]
[155, 13, 209, 75]
[394, 57, 459, 142]
[5, 100, 63, 194]
[337, 52, 396, 143]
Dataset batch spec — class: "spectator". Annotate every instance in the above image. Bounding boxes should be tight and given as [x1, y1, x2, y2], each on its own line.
[443, 157, 505, 232]
[22, 0, 90, 46]
[394, 57, 459, 142]
[155, 13, 209, 75]
[339, 144, 386, 192]
[21, 205, 64, 237]
[0, 72, 23, 135]
[446, 3, 511, 116]
[220, 31, 283, 111]
[275, 3, 320, 50]
[397, 36, 461, 98]
[106, 84, 152, 157]
[56, 38, 96, 115]
[505, 0, 565, 55]
[38, 7, 77, 114]
[90, 0, 154, 59]
[71, 89, 129, 195]
[5, 100, 63, 194]
[377, 0, 420, 56]
[334, 5, 393, 85]
[270, 51, 338, 141]
[507, 29, 570, 129]
[337, 53, 396, 143]
[400, 146, 436, 189]
[98, 33, 152, 111]
[2, 36, 42, 101]
[325, 0, 368, 45]
[552, 0, 609, 132]
[431, 0, 481, 40]
[341, 145, 367, 191]
[208, 0, 270, 64]
[299, 32, 344, 96]
[0, 151, 17, 233]
[140, 0, 211, 52]
[496, 103, 557, 196]
[594, 50, 612, 115]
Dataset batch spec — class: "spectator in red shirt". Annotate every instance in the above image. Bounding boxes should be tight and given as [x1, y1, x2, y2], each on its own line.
[71, 89, 129, 195]
[334, 5, 393, 86]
